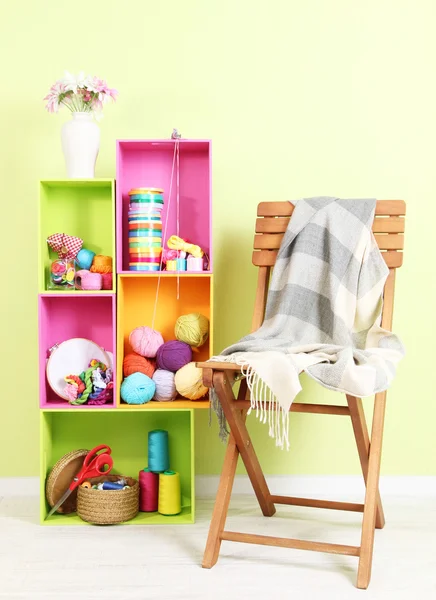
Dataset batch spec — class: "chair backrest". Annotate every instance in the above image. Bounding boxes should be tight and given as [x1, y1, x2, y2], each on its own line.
[251, 200, 406, 332]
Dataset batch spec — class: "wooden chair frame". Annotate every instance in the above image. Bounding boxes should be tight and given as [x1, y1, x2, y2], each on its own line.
[198, 200, 405, 589]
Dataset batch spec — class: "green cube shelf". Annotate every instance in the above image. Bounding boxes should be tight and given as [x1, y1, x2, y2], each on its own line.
[38, 179, 115, 293]
[40, 408, 195, 525]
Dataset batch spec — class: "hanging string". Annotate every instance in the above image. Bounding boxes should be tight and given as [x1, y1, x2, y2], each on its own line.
[151, 140, 179, 329]
[176, 140, 180, 300]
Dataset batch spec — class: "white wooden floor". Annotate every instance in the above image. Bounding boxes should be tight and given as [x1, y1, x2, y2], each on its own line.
[0, 494, 435, 599]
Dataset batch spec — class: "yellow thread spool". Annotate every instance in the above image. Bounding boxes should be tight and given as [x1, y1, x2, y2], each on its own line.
[81, 481, 92, 489]
[166, 260, 177, 271]
[158, 471, 181, 515]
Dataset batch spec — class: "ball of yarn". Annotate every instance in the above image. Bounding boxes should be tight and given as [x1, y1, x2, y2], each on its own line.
[129, 326, 164, 358]
[123, 352, 156, 378]
[175, 313, 209, 347]
[91, 255, 113, 274]
[121, 372, 156, 405]
[101, 272, 113, 290]
[152, 369, 177, 402]
[175, 362, 208, 400]
[156, 340, 192, 372]
[76, 248, 96, 270]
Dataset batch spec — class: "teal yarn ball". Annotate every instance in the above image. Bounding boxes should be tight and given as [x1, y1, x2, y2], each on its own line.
[76, 248, 96, 270]
[121, 372, 156, 405]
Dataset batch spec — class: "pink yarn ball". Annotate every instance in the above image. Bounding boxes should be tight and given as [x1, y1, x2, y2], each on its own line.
[129, 326, 164, 358]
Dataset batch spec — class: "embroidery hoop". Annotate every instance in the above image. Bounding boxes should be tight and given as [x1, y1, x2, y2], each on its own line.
[46, 338, 112, 400]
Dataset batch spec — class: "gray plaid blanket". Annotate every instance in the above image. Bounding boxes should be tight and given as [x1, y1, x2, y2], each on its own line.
[211, 197, 404, 449]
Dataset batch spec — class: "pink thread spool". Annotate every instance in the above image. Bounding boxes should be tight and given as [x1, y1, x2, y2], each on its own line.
[75, 269, 103, 290]
[101, 272, 113, 290]
[187, 257, 204, 271]
[139, 468, 159, 512]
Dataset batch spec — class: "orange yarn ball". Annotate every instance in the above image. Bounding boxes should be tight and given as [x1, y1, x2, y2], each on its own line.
[90, 255, 113, 274]
[123, 353, 156, 378]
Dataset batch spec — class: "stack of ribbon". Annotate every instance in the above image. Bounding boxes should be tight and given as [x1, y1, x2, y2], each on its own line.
[128, 188, 164, 271]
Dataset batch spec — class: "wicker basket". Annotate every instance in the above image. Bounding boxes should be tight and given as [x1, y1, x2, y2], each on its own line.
[77, 475, 139, 525]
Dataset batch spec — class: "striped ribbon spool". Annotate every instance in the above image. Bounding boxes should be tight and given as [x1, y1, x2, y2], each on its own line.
[129, 232, 162, 238]
[129, 251, 162, 257]
[129, 216, 162, 223]
[128, 187, 163, 195]
[129, 193, 164, 201]
[128, 223, 162, 231]
[129, 238, 162, 244]
[129, 258, 162, 264]
[128, 205, 164, 213]
[129, 243, 162, 249]
[129, 265, 160, 271]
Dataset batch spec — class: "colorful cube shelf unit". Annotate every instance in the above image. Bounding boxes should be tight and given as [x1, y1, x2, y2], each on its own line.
[116, 140, 212, 274]
[38, 140, 212, 524]
[40, 408, 195, 525]
[38, 179, 116, 293]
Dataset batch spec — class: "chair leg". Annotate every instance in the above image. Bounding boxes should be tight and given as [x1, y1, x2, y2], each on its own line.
[202, 427, 241, 568]
[203, 379, 248, 568]
[357, 391, 387, 589]
[213, 371, 276, 517]
[347, 394, 385, 529]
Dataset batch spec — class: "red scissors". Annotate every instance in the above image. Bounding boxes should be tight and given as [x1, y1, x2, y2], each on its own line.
[46, 445, 113, 519]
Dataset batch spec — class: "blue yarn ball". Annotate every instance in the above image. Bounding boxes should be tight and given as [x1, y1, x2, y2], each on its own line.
[121, 372, 156, 405]
[76, 248, 96, 270]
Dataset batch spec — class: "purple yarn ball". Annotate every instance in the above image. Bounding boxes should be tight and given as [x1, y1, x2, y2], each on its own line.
[156, 340, 192, 372]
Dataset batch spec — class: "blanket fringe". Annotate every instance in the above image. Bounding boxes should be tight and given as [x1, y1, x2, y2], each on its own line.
[209, 358, 290, 450]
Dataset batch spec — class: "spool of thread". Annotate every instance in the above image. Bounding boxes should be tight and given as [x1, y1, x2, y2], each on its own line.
[176, 258, 187, 271]
[90, 255, 113, 274]
[76, 248, 96, 270]
[101, 272, 113, 290]
[156, 341, 192, 372]
[152, 369, 177, 402]
[175, 313, 209, 348]
[148, 429, 169, 473]
[166, 260, 177, 271]
[175, 362, 208, 400]
[102, 481, 125, 490]
[121, 372, 156, 405]
[129, 326, 164, 358]
[158, 471, 181, 516]
[123, 352, 156, 378]
[81, 481, 92, 489]
[139, 468, 159, 512]
[75, 269, 102, 290]
[187, 256, 204, 271]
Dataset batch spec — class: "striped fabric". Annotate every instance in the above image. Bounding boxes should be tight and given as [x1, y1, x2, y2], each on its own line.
[210, 197, 405, 449]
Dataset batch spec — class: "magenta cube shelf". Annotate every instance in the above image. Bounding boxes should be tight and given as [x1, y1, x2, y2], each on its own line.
[116, 140, 212, 274]
[38, 294, 116, 408]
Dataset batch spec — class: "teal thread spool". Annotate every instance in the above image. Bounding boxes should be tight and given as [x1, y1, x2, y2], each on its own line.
[148, 429, 169, 473]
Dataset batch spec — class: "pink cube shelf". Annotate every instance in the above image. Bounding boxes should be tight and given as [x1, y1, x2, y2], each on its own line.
[38, 294, 116, 408]
[116, 140, 212, 274]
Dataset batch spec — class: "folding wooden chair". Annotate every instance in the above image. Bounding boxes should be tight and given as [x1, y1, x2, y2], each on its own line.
[198, 200, 405, 589]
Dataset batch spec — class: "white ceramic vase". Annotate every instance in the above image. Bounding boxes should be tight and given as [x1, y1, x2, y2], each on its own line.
[61, 112, 100, 178]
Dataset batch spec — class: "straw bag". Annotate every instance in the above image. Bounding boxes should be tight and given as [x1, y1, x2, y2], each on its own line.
[77, 475, 139, 524]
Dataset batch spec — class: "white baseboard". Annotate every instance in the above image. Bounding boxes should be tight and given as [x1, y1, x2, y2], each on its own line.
[1, 475, 435, 498]
[0, 477, 40, 496]
[195, 475, 436, 498]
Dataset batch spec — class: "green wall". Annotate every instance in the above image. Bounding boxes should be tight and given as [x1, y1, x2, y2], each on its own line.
[1, 0, 435, 477]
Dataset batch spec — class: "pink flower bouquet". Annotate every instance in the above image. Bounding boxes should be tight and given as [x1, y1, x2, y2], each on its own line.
[44, 71, 117, 116]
